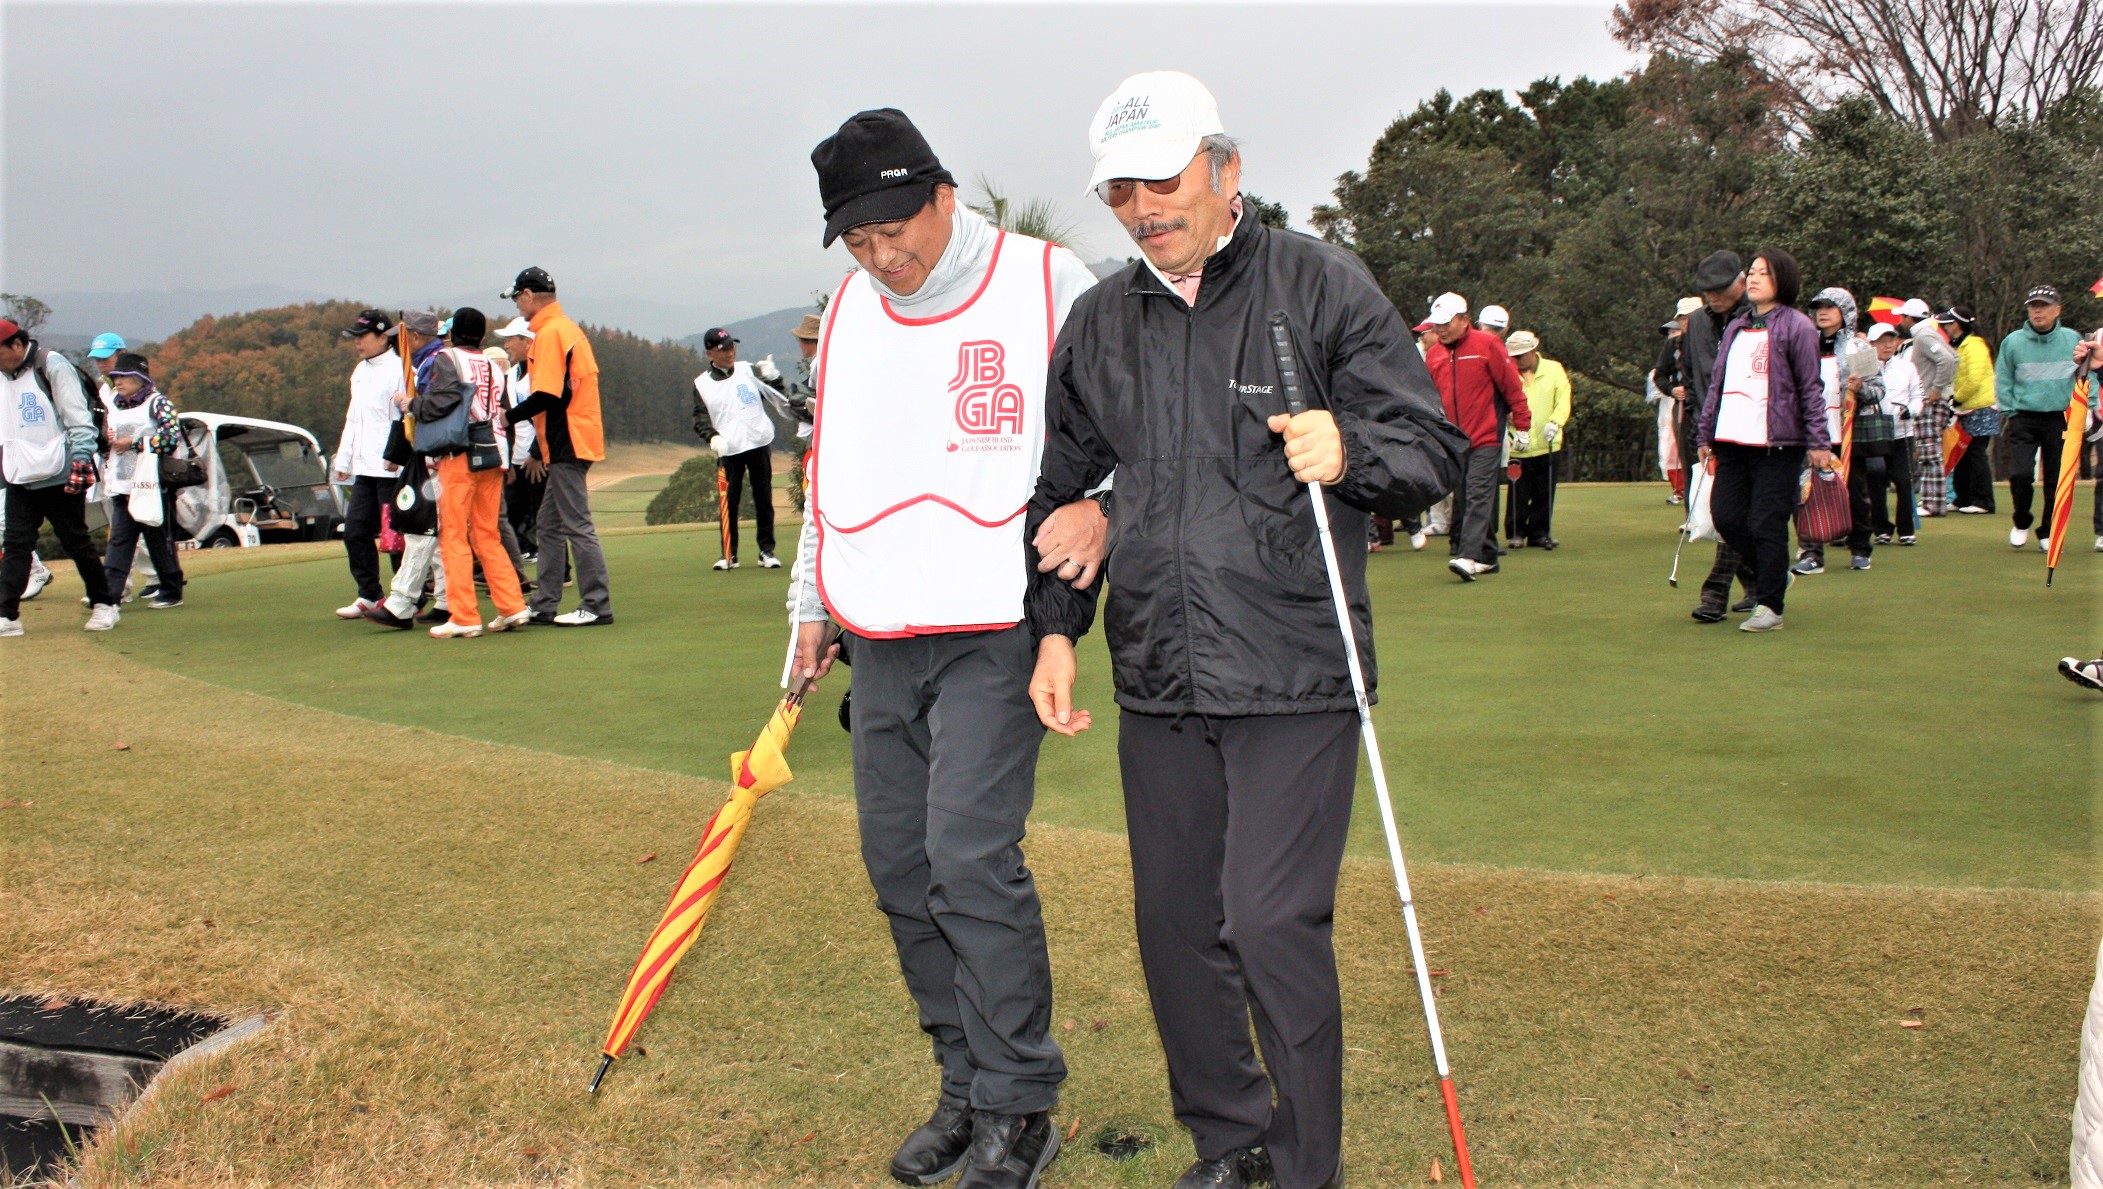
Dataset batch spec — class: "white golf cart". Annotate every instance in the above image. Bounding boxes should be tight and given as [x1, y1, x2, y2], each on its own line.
[168, 413, 344, 548]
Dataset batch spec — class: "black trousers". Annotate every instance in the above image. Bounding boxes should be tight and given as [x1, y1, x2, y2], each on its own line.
[2005, 411, 2067, 534]
[1710, 442, 1804, 615]
[1951, 434, 1997, 512]
[1509, 454, 1558, 542]
[342, 474, 397, 602]
[718, 446, 775, 560]
[1, 483, 113, 619]
[1120, 708, 1358, 1189]
[506, 467, 544, 555]
[105, 493, 184, 598]
[851, 627, 1064, 1114]
[1449, 445, 1502, 564]
[1868, 441, 1917, 537]
[1845, 444, 1895, 557]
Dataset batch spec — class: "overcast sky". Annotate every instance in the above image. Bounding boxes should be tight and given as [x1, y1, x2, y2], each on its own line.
[4, 2, 1640, 339]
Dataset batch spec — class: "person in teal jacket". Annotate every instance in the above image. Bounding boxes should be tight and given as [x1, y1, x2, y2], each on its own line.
[1505, 330, 1572, 549]
[1995, 285, 2093, 550]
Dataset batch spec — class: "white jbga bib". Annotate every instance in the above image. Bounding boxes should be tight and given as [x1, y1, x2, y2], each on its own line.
[1714, 327, 1772, 447]
[0, 369, 66, 486]
[811, 231, 1055, 637]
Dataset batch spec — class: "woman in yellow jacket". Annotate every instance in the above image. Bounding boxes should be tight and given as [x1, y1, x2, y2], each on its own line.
[1940, 306, 1998, 514]
[1506, 330, 1572, 549]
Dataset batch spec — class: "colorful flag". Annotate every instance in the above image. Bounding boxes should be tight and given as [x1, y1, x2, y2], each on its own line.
[1867, 297, 1905, 327]
[2091, 274, 2103, 298]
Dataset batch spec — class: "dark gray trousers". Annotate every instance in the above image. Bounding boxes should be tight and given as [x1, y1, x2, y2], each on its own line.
[1450, 445, 1502, 565]
[851, 626, 1065, 1115]
[531, 460, 610, 616]
[1119, 709, 1358, 1189]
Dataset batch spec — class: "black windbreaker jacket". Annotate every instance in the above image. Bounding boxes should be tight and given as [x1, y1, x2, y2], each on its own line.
[1026, 215, 1467, 716]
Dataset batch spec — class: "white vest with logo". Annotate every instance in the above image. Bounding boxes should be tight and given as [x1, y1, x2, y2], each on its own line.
[102, 397, 158, 496]
[693, 361, 778, 457]
[810, 231, 1055, 637]
[1715, 327, 1772, 447]
[0, 361, 67, 486]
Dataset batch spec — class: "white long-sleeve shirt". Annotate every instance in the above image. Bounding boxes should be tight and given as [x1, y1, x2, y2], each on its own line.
[335, 350, 404, 479]
[1881, 351, 1924, 438]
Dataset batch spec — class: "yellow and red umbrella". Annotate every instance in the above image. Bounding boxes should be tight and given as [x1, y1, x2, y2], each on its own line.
[588, 666, 825, 1092]
[2046, 377, 2092, 586]
[716, 460, 733, 563]
[1942, 420, 1973, 474]
[1867, 296, 1905, 327]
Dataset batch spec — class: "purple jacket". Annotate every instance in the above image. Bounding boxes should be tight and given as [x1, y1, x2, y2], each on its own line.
[1697, 304, 1831, 451]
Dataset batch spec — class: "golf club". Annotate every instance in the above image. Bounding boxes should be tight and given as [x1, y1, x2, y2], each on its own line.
[1267, 311, 1478, 1189]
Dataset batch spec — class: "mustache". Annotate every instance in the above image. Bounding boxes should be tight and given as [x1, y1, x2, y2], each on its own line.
[1129, 217, 1187, 239]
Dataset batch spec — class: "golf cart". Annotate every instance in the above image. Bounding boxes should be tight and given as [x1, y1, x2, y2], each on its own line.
[168, 413, 343, 548]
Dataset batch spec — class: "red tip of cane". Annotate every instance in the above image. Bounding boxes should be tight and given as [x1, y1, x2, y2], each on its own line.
[1439, 1077, 1477, 1189]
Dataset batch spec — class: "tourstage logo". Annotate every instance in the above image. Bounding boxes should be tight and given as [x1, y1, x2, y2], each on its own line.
[950, 341, 1026, 441]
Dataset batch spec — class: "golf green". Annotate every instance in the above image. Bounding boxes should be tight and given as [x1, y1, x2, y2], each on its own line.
[90, 484, 2100, 891]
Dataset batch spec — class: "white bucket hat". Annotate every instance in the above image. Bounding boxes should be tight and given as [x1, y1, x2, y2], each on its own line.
[1085, 71, 1225, 196]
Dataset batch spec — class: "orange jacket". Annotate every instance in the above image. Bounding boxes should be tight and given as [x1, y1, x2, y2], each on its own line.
[525, 302, 604, 462]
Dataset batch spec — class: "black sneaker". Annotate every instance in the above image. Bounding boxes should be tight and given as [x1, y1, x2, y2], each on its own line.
[146, 592, 184, 609]
[890, 1093, 973, 1186]
[954, 1111, 1058, 1189]
[363, 604, 415, 631]
[529, 611, 559, 626]
[1873, 533, 1893, 545]
[1729, 595, 1757, 613]
[1690, 600, 1727, 624]
[1174, 1147, 1274, 1188]
[138, 585, 162, 601]
[417, 606, 451, 625]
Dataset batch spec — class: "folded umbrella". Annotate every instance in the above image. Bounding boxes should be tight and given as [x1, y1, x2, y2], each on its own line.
[2046, 377, 2092, 587]
[589, 662, 826, 1092]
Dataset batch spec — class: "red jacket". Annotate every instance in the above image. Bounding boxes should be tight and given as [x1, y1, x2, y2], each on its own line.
[1425, 329, 1530, 447]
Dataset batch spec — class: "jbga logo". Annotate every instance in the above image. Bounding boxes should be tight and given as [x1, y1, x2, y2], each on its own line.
[950, 341, 1025, 436]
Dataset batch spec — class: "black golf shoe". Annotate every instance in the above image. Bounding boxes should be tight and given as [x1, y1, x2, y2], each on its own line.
[1690, 598, 1727, 623]
[1174, 1146, 1273, 1188]
[1728, 594, 1757, 613]
[955, 1110, 1058, 1189]
[891, 1093, 973, 1186]
[362, 604, 414, 631]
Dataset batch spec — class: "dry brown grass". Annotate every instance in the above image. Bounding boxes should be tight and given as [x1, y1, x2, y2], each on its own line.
[2, 623, 2094, 1186]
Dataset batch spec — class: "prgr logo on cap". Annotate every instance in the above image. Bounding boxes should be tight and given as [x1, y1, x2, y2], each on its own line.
[879, 168, 909, 179]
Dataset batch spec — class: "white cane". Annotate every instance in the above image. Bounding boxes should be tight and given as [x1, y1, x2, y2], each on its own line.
[1267, 312, 1477, 1188]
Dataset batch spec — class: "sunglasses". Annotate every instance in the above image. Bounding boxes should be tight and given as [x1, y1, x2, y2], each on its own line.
[1094, 175, 1184, 208]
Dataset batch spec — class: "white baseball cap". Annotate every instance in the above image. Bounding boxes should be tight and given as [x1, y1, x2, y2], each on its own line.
[1867, 322, 1899, 341]
[495, 316, 535, 340]
[1895, 298, 1934, 320]
[1413, 292, 1469, 331]
[1086, 71, 1225, 196]
[1477, 305, 1510, 331]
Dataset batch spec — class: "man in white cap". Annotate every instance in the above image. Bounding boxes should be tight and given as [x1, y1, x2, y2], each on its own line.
[1896, 297, 1957, 518]
[1421, 292, 1530, 579]
[1476, 304, 1510, 342]
[1029, 71, 1464, 1189]
[495, 317, 544, 561]
[787, 107, 1104, 1189]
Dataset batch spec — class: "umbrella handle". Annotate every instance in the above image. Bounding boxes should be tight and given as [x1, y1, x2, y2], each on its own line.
[784, 624, 844, 707]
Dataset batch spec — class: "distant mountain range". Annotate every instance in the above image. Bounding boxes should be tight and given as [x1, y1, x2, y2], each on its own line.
[32, 260, 1134, 357]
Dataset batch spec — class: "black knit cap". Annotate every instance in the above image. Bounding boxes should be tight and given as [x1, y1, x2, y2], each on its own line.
[449, 307, 488, 346]
[110, 351, 152, 378]
[812, 109, 956, 247]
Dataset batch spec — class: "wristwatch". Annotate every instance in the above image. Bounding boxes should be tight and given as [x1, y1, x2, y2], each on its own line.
[1091, 489, 1113, 521]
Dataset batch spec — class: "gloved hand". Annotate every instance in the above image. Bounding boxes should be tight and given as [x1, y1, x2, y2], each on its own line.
[1506, 427, 1529, 453]
[63, 457, 96, 495]
[1543, 421, 1562, 445]
[753, 356, 782, 385]
[709, 435, 726, 457]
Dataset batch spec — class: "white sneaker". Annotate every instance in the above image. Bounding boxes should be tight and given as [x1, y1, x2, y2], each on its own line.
[22, 560, 51, 601]
[758, 553, 782, 569]
[553, 608, 612, 627]
[1739, 605, 1784, 632]
[0, 617, 22, 637]
[1447, 557, 1487, 582]
[84, 604, 120, 632]
[2039, 536, 2050, 553]
[428, 621, 483, 639]
[488, 610, 533, 632]
[336, 597, 377, 619]
[2010, 527, 2029, 548]
[1956, 506, 1988, 515]
[712, 558, 739, 571]
[1409, 530, 1428, 551]
[2094, 535, 2103, 553]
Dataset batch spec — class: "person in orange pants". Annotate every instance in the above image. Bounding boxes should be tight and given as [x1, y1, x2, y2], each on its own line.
[411, 308, 528, 639]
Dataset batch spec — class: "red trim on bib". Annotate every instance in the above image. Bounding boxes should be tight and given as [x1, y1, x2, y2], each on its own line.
[880, 232, 1007, 326]
[824, 494, 1025, 535]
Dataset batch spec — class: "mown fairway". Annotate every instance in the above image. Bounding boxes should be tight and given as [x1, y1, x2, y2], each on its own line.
[4, 483, 2098, 1186]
